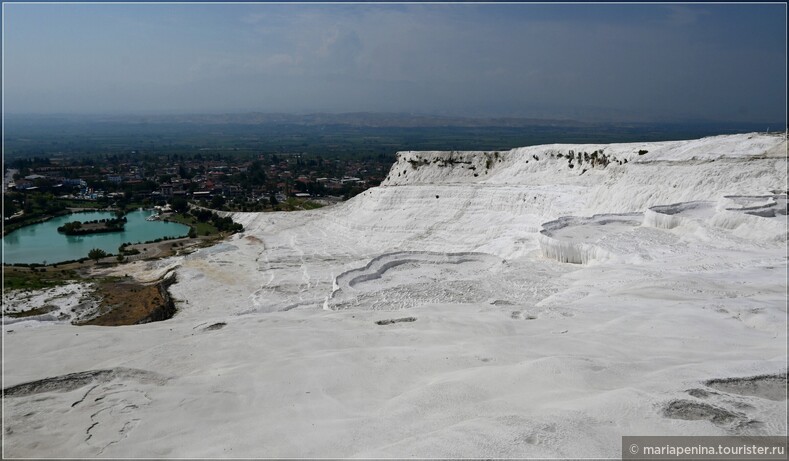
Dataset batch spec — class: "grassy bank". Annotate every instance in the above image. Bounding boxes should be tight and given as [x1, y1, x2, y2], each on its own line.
[163, 212, 219, 236]
[3, 266, 80, 292]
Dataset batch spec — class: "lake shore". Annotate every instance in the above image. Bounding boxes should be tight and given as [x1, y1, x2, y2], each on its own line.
[4, 209, 190, 265]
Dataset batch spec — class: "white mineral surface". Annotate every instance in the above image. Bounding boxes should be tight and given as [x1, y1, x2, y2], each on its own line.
[3, 133, 786, 458]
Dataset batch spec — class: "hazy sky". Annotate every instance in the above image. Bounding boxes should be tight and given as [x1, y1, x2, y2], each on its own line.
[3, 3, 786, 123]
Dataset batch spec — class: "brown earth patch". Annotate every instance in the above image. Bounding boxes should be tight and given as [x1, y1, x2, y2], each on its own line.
[6, 305, 58, 318]
[77, 277, 176, 326]
[244, 235, 263, 244]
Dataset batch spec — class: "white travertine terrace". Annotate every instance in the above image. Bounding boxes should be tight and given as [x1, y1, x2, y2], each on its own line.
[3, 133, 787, 458]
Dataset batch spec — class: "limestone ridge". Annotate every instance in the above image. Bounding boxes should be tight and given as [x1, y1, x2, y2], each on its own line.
[325, 133, 788, 263]
[382, 133, 786, 189]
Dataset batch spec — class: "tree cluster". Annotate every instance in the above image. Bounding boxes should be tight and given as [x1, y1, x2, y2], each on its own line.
[57, 217, 126, 235]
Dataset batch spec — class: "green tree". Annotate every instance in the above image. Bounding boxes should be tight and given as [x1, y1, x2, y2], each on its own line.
[3, 194, 19, 218]
[170, 196, 189, 214]
[246, 160, 266, 186]
[88, 248, 108, 263]
[210, 195, 225, 209]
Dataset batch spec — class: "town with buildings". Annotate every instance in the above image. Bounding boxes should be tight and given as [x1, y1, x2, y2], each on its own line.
[3, 151, 393, 227]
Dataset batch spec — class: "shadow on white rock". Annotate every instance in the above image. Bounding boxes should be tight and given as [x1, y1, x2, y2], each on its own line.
[538, 213, 643, 264]
[326, 251, 506, 310]
[643, 194, 787, 241]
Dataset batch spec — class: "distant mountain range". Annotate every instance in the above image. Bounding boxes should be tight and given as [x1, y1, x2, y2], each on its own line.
[8, 112, 598, 128]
